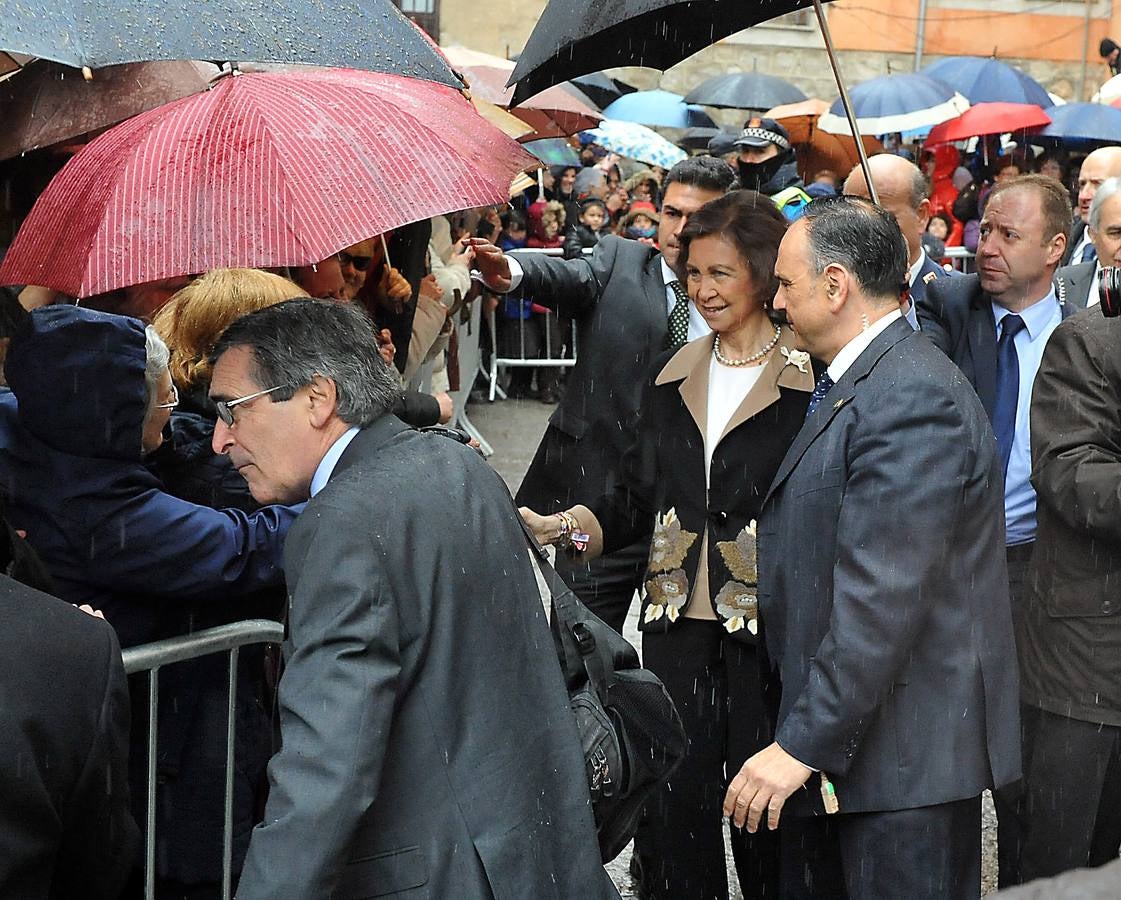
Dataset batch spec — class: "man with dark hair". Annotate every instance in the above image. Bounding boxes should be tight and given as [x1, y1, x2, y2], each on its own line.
[842, 153, 956, 327]
[470, 156, 736, 633]
[726, 196, 1019, 899]
[918, 173, 1073, 887]
[210, 299, 614, 900]
[1100, 37, 1121, 76]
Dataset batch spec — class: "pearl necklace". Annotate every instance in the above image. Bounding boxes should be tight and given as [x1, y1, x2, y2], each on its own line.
[713, 325, 782, 367]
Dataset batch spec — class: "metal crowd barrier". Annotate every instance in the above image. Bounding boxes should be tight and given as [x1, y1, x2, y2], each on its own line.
[122, 619, 285, 900]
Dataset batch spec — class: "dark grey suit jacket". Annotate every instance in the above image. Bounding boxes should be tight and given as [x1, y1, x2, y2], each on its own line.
[1059, 218, 1088, 267]
[237, 418, 616, 900]
[1054, 260, 1095, 309]
[758, 320, 1021, 814]
[511, 236, 669, 512]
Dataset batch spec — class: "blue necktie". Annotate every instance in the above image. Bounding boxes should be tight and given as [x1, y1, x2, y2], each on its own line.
[805, 371, 835, 418]
[1081, 243, 1098, 265]
[992, 314, 1026, 475]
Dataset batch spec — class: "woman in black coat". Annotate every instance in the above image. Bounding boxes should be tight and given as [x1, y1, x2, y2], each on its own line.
[523, 191, 814, 900]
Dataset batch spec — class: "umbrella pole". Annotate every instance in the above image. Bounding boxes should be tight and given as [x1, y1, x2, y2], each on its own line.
[811, 0, 879, 204]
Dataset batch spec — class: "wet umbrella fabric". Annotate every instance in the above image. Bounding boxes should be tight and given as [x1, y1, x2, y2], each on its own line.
[0, 59, 219, 160]
[921, 56, 1052, 108]
[509, 0, 834, 105]
[684, 71, 807, 110]
[0, 0, 461, 87]
[924, 102, 1051, 145]
[571, 72, 636, 110]
[601, 89, 714, 128]
[1030, 102, 1121, 149]
[818, 73, 969, 135]
[0, 68, 537, 297]
[581, 119, 687, 168]
[523, 138, 581, 166]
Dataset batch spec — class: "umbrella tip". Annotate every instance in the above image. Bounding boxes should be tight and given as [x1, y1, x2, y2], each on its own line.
[81, 66, 93, 82]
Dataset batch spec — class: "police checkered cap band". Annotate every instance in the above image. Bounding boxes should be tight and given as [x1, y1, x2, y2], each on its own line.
[734, 127, 791, 151]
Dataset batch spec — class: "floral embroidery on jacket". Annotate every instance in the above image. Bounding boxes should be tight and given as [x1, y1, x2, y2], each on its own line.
[716, 520, 758, 584]
[714, 581, 759, 634]
[644, 569, 689, 623]
[648, 508, 698, 573]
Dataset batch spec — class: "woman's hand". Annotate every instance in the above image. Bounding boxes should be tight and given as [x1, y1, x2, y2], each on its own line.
[519, 507, 563, 545]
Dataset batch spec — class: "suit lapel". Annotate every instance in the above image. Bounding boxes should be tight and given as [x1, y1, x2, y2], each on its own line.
[765, 319, 911, 504]
[965, 294, 998, 419]
[717, 327, 812, 443]
[655, 335, 712, 437]
[648, 255, 671, 345]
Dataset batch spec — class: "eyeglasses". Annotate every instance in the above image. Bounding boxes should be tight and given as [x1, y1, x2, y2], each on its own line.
[337, 251, 373, 272]
[214, 385, 287, 426]
[154, 382, 180, 410]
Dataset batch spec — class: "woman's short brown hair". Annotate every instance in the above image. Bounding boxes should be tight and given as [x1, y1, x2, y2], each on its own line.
[676, 190, 788, 307]
[152, 268, 305, 390]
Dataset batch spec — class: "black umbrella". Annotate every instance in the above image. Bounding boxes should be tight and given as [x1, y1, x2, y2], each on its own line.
[508, 0, 879, 201]
[571, 71, 637, 110]
[1, 0, 460, 87]
[684, 71, 807, 111]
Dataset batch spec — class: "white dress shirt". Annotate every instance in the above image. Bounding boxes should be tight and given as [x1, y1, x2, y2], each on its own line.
[1088, 262, 1102, 308]
[826, 309, 903, 384]
[310, 426, 360, 498]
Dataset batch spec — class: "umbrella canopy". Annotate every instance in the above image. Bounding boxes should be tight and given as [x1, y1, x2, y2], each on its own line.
[0, 59, 218, 160]
[1030, 102, 1121, 149]
[0, 0, 460, 87]
[523, 138, 581, 167]
[765, 104, 883, 181]
[510, 0, 836, 105]
[925, 102, 1051, 145]
[571, 72, 636, 110]
[1096, 73, 1121, 104]
[921, 56, 1052, 108]
[818, 73, 969, 135]
[0, 68, 536, 297]
[581, 119, 687, 169]
[685, 71, 807, 110]
[601, 89, 714, 128]
[766, 98, 830, 121]
[678, 126, 741, 151]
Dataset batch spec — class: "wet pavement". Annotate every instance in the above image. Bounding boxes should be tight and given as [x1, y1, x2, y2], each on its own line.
[465, 393, 999, 898]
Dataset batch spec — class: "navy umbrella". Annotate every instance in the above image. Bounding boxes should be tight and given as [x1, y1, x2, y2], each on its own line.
[0, 0, 461, 87]
[1029, 102, 1121, 149]
[922, 56, 1052, 108]
[818, 73, 969, 136]
[684, 71, 807, 111]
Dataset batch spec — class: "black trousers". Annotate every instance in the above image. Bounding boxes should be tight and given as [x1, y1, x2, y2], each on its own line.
[635, 619, 779, 900]
[555, 539, 646, 635]
[993, 540, 1034, 888]
[783, 797, 982, 900]
[1020, 705, 1121, 882]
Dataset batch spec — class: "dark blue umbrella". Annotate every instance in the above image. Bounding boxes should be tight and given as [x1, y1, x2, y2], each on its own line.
[0, 0, 460, 87]
[819, 73, 968, 135]
[602, 90, 715, 128]
[1030, 102, 1121, 148]
[684, 72, 807, 110]
[922, 57, 1052, 108]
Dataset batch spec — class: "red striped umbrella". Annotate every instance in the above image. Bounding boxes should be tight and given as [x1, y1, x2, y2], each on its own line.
[0, 68, 536, 297]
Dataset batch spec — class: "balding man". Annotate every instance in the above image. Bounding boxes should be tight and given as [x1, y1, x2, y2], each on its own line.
[844, 154, 954, 329]
[1061, 145, 1121, 266]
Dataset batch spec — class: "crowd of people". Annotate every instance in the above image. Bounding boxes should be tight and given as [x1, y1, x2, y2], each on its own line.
[1, 89, 1121, 900]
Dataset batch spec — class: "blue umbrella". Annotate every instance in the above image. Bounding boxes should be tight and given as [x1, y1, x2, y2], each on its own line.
[602, 90, 715, 129]
[922, 56, 1052, 108]
[819, 73, 968, 136]
[523, 138, 581, 167]
[581, 119, 687, 168]
[1030, 102, 1121, 148]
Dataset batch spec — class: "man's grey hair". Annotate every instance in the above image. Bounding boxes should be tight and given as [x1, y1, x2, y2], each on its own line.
[1090, 177, 1121, 232]
[143, 324, 170, 412]
[209, 298, 401, 427]
[802, 196, 909, 304]
[907, 165, 931, 211]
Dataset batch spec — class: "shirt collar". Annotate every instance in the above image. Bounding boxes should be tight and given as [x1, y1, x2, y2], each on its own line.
[310, 426, 361, 497]
[991, 286, 1058, 342]
[660, 257, 677, 285]
[907, 249, 926, 288]
[827, 309, 903, 384]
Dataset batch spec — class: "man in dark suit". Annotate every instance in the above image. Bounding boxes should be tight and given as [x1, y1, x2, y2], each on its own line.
[1054, 175, 1121, 309]
[208, 299, 615, 900]
[842, 152, 955, 328]
[0, 564, 138, 898]
[1060, 146, 1121, 266]
[1018, 307, 1121, 881]
[918, 174, 1073, 886]
[724, 197, 1020, 899]
[470, 157, 736, 633]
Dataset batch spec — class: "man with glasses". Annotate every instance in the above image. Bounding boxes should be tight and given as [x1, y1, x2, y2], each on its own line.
[0, 304, 301, 895]
[211, 299, 614, 900]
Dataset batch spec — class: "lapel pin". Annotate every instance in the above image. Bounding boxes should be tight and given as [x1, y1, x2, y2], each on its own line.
[833, 397, 851, 411]
[923, 271, 938, 285]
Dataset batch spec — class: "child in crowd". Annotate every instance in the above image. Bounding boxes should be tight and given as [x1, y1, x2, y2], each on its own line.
[498, 210, 527, 252]
[923, 213, 951, 263]
[621, 200, 659, 243]
[563, 199, 608, 259]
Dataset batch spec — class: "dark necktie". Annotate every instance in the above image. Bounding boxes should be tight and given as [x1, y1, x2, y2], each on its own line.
[805, 371, 835, 418]
[992, 314, 1026, 475]
[667, 280, 690, 348]
[1081, 243, 1098, 265]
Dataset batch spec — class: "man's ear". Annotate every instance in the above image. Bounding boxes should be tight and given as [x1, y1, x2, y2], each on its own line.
[822, 263, 850, 313]
[1046, 231, 1068, 268]
[306, 375, 340, 429]
[917, 197, 932, 231]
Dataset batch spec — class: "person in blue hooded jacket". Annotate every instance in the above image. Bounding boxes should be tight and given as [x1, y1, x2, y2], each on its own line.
[0, 303, 301, 897]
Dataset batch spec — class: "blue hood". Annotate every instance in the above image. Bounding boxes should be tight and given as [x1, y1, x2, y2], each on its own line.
[6, 305, 148, 461]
